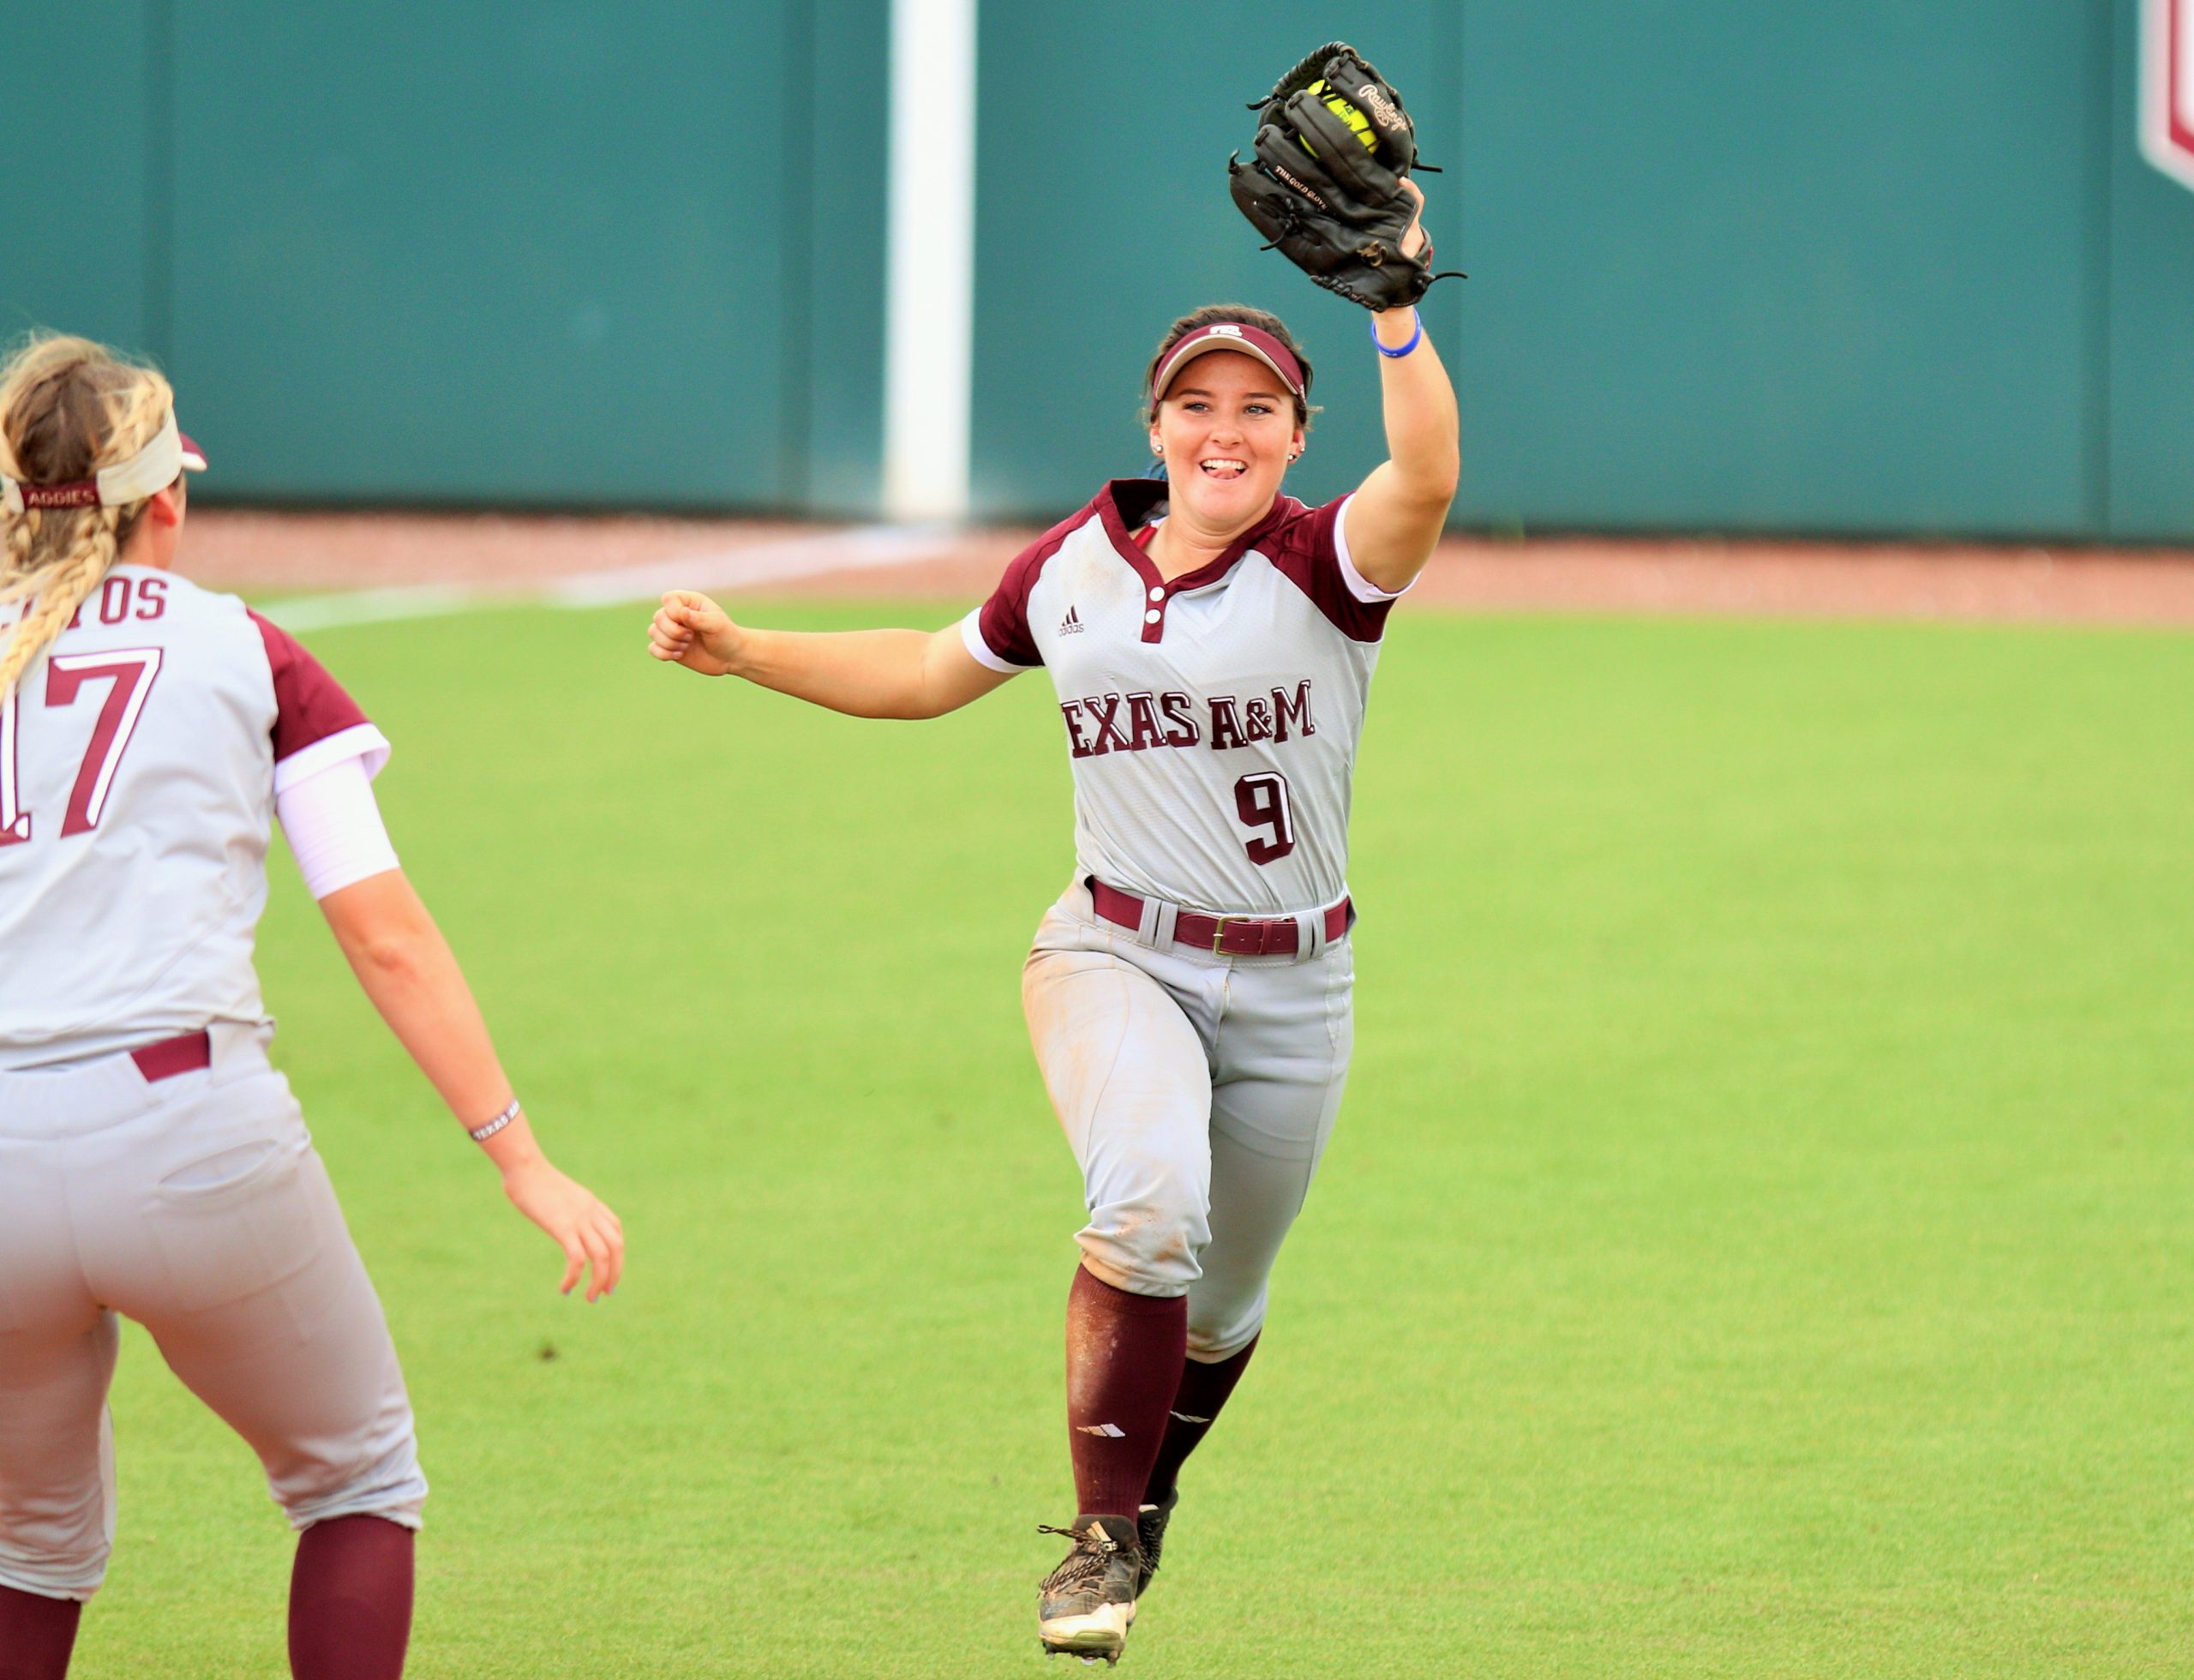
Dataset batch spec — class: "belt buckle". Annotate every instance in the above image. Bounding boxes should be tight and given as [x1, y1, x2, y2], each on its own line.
[1209, 915, 1276, 957]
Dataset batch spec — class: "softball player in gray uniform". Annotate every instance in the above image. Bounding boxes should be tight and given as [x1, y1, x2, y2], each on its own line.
[649, 191, 1454, 1667]
[0, 336, 624, 1680]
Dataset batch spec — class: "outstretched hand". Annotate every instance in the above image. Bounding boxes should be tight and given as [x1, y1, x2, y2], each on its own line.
[501, 1156, 625, 1302]
[649, 590, 743, 677]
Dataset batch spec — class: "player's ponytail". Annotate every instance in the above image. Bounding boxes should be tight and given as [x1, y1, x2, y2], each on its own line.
[0, 335, 176, 699]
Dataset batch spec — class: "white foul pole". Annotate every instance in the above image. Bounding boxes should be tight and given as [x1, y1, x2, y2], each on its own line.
[884, 0, 977, 520]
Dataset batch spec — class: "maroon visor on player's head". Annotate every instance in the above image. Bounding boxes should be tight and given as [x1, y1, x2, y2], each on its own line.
[1147, 322, 1306, 405]
[0, 411, 207, 514]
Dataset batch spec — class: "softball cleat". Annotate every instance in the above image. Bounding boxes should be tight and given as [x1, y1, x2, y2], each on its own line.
[1037, 1515, 1142, 1663]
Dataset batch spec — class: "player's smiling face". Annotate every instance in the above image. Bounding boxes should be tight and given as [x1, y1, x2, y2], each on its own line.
[1153, 351, 1304, 532]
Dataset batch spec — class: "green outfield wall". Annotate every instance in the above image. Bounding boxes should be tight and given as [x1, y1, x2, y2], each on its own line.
[3, 1, 2190, 540]
[0, 0, 890, 515]
[977, 0, 2194, 541]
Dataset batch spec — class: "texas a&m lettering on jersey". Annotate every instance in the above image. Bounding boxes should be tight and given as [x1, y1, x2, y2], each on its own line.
[962, 480, 1407, 917]
[1059, 681, 1316, 759]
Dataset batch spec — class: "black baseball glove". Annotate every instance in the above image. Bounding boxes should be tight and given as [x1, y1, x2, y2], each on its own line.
[1227, 42, 1459, 312]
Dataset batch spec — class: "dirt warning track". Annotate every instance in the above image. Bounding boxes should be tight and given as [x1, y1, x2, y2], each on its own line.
[186, 508, 2194, 629]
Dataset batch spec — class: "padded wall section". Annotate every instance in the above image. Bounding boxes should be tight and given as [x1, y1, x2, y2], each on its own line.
[0, 2, 159, 357]
[974, 3, 2118, 539]
[1454, 0, 2105, 537]
[168, 1, 798, 506]
[806, 0, 891, 517]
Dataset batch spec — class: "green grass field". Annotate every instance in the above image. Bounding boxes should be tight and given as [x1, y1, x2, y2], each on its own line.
[63, 600, 2194, 1677]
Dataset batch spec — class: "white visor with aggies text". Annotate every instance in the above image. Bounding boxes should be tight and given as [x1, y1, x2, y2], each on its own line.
[0, 411, 208, 514]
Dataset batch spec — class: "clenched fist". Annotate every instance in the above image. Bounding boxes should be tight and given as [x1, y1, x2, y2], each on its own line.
[648, 590, 744, 676]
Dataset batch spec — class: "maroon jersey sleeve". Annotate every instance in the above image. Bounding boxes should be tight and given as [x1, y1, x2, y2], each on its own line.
[974, 505, 1094, 669]
[1262, 494, 1400, 643]
[248, 610, 372, 763]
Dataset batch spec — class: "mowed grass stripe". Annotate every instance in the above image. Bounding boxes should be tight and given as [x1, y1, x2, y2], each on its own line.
[68, 603, 2194, 1677]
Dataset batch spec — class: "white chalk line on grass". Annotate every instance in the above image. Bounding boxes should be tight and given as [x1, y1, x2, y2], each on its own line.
[258, 525, 959, 633]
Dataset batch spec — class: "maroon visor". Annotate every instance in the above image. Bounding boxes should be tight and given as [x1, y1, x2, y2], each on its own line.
[1147, 322, 1305, 405]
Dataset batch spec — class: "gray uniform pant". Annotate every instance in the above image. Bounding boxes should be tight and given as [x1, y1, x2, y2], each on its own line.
[0, 1025, 424, 1602]
[1022, 879, 1354, 1362]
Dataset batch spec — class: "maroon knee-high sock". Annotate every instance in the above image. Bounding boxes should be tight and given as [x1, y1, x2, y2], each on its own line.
[288, 1515, 414, 1680]
[1065, 1265, 1188, 1521]
[1143, 1335, 1259, 1504]
[0, 1586, 81, 1680]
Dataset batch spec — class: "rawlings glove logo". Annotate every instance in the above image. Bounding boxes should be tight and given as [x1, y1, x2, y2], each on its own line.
[1351, 81, 1404, 134]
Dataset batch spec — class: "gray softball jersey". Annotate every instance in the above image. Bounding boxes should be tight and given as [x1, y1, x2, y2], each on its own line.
[0, 565, 387, 1067]
[962, 480, 1405, 917]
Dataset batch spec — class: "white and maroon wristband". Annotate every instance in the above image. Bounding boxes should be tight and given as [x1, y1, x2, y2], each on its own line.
[1147, 321, 1306, 404]
[0, 411, 207, 513]
[469, 1098, 522, 1144]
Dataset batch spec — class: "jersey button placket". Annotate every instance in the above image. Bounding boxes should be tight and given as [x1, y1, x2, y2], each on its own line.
[1142, 587, 1166, 641]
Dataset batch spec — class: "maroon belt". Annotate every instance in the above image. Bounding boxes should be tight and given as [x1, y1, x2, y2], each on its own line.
[129, 1030, 212, 1083]
[1090, 881, 1351, 958]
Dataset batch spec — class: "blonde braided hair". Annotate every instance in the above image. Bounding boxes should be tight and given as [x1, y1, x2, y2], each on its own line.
[0, 335, 177, 700]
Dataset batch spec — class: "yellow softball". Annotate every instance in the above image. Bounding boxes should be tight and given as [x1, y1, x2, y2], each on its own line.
[1303, 79, 1377, 153]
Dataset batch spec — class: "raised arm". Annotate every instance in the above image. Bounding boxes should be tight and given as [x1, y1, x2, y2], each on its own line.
[319, 870, 625, 1301]
[1340, 182, 1462, 595]
[648, 590, 1015, 717]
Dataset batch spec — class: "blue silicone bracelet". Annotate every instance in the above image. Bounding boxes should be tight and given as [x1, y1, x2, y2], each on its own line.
[1370, 310, 1424, 358]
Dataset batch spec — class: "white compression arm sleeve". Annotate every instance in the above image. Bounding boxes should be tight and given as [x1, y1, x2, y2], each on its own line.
[275, 753, 400, 900]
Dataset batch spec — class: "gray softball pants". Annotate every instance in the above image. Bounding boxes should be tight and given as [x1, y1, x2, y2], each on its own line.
[0, 1024, 425, 1601]
[1021, 879, 1354, 1362]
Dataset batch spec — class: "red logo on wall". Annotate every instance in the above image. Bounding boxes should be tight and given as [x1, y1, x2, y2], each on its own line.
[2143, 0, 2194, 191]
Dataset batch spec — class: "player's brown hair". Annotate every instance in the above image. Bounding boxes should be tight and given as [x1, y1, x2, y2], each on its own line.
[0, 335, 177, 699]
[1142, 304, 1317, 429]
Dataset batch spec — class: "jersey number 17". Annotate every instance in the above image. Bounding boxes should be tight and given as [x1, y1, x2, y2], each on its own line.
[0, 649, 164, 844]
